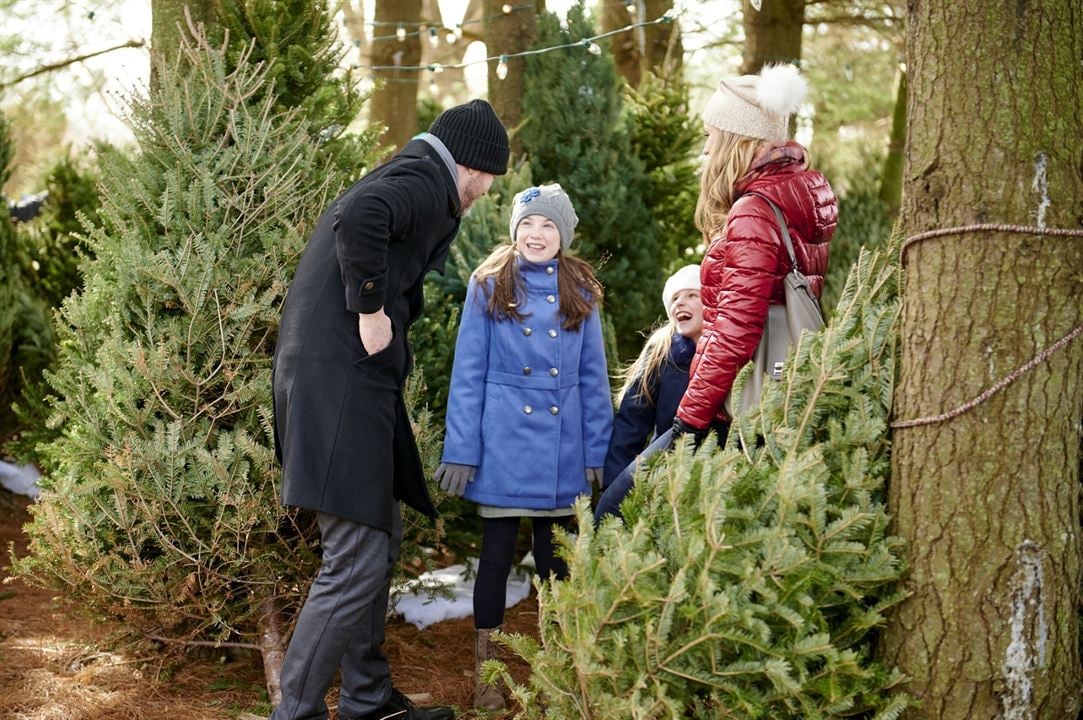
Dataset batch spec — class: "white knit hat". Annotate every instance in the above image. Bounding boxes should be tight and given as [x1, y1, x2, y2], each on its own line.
[701, 64, 808, 141]
[662, 264, 701, 317]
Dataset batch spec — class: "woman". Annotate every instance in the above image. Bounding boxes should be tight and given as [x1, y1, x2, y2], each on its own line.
[595, 63, 837, 522]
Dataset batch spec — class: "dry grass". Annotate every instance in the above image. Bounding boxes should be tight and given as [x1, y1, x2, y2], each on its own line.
[0, 492, 537, 719]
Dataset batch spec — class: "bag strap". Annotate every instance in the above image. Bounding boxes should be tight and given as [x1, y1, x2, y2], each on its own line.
[746, 192, 798, 273]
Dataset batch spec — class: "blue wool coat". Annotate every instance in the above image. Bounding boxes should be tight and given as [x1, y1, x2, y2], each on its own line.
[441, 258, 613, 509]
[602, 333, 694, 487]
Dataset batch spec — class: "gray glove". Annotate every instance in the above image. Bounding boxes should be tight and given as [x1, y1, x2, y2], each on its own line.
[434, 463, 476, 497]
[586, 467, 604, 490]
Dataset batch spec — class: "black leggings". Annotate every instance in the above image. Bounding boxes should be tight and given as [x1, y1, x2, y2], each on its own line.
[473, 515, 575, 630]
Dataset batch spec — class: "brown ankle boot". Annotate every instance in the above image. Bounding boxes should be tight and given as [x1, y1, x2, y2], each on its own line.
[474, 627, 507, 711]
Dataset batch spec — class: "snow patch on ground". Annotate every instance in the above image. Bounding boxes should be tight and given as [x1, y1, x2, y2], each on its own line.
[0, 460, 40, 499]
[391, 556, 533, 630]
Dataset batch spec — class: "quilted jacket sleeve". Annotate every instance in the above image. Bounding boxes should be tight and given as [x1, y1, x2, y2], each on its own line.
[677, 203, 782, 429]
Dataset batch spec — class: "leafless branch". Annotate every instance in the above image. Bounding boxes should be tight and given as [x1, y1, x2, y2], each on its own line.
[0, 39, 145, 91]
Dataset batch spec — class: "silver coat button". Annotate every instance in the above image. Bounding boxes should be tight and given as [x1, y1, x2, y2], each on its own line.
[549, 406, 559, 415]
[523, 327, 532, 336]
[524, 405, 533, 414]
[523, 366, 532, 375]
[546, 294, 556, 303]
[546, 266, 555, 274]
[549, 368, 559, 376]
[548, 329, 558, 338]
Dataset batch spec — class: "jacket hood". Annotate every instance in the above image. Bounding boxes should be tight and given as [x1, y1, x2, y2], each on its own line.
[734, 141, 835, 246]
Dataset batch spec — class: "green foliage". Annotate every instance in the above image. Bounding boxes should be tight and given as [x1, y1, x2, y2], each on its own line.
[12, 36, 362, 644]
[624, 73, 702, 269]
[214, 0, 382, 178]
[499, 240, 911, 718]
[819, 155, 893, 320]
[520, 3, 664, 360]
[0, 114, 55, 442]
[18, 150, 102, 307]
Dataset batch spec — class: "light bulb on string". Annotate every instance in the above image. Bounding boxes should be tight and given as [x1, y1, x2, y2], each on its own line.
[429, 79, 439, 95]
[445, 29, 457, 44]
[583, 40, 602, 56]
[454, 25, 463, 39]
[625, 1, 636, 16]
[501, 3, 512, 12]
[430, 63, 445, 73]
[496, 55, 509, 80]
[396, 24, 406, 42]
[428, 27, 439, 47]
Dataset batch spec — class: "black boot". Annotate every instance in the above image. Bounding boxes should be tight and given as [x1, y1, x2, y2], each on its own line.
[353, 687, 455, 720]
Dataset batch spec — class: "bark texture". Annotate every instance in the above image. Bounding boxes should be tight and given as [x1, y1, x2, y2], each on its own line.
[599, 0, 682, 87]
[484, 0, 540, 154]
[882, 2, 1083, 718]
[369, 0, 423, 152]
[739, 0, 804, 75]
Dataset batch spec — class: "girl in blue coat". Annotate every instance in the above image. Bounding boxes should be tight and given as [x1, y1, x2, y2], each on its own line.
[436, 183, 612, 710]
[602, 264, 703, 487]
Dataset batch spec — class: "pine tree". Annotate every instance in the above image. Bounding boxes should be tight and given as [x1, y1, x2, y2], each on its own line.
[497, 241, 911, 718]
[0, 114, 54, 441]
[520, 3, 663, 359]
[12, 34, 367, 701]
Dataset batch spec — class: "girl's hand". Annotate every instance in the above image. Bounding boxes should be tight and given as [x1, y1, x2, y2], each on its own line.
[586, 467, 604, 490]
[435, 463, 476, 497]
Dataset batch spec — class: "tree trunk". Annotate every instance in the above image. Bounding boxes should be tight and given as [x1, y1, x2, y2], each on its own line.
[150, 0, 216, 84]
[881, 2, 1083, 718]
[878, 69, 905, 216]
[600, 0, 681, 87]
[738, 0, 804, 75]
[484, 0, 538, 154]
[257, 594, 287, 706]
[369, 0, 423, 152]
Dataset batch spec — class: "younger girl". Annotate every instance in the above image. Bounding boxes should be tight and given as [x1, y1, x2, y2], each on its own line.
[602, 264, 703, 487]
[436, 183, 613, 711]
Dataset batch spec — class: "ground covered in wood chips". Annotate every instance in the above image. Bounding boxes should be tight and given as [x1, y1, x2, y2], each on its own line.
[0, 491, 537, 719]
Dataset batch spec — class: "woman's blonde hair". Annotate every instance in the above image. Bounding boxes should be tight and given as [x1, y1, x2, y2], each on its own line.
[472, 243, 603, 331]
[615, 321, 676, 407]
[694, 130, 765, 239]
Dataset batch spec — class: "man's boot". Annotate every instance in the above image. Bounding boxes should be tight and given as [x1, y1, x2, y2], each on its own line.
[474, 627, 507, 711]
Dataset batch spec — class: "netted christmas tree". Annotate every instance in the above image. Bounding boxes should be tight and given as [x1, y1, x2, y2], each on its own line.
[11, 33, 379, 701]
[497, 241, 912, 718]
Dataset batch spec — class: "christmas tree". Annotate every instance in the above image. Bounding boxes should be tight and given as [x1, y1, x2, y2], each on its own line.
[499, 241, 912, 718]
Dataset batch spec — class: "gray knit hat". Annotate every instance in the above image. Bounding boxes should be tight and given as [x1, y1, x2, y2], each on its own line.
[701, 64, 808, 141]
[428, 99, 510, 175]
[509, 183, 579, 249]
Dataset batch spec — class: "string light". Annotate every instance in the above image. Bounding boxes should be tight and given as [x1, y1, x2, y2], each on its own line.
[396, 23, 406, 41]
[428, 78, 439, 94]
[445, 29, 457, 44]
[625, 1, 636, 15]
[428, 27, 439, 47]
[496, 55, 509, 80]
[364, 10, 682, 73]
[502, 3, 512, 12]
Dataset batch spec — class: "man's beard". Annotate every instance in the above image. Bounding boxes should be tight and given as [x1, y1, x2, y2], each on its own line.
[459, 174, 487, 213]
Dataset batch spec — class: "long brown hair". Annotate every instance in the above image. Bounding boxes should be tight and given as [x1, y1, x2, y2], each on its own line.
[694, 130, 765, 239]
[472, 244, 603, 331]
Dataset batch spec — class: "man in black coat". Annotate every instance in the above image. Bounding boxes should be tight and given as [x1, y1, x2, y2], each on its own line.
[270, 100, 509, 720]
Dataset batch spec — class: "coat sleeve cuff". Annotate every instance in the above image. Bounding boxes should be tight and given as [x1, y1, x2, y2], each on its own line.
[345, 271, 388, 313]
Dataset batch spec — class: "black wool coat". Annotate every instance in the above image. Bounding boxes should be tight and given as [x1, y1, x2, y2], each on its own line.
[272, 140, 461, 532]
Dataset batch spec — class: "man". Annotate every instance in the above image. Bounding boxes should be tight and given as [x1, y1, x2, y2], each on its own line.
[271, 100, 509, 720]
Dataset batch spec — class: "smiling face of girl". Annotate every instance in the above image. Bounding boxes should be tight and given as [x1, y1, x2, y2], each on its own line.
[669, 288, 704, 343]
[515, 214, 562, 263]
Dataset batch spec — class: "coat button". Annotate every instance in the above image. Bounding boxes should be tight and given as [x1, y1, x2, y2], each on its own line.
[549, 368, 558, 376]
[363, 281, 375, 290]
[546, 294, 556, 303]
[524, 405, 533, 415]
[523, 327, 532, 336]
[548, 329, 558, 338]
[523, 366, 532, 375]
[546, 266, 555, 275]
[549, 406, 559, 415]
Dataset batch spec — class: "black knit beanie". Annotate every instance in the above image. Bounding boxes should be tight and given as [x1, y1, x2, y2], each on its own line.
[428, 99, 510, 175]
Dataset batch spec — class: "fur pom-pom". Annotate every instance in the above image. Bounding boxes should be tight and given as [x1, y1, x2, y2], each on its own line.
[755, 64, 807, 117]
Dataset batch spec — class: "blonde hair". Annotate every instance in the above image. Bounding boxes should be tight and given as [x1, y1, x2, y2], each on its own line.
[472, 243, 603, 331]
[694, 130, 766, 239]
[615, 321, 677, 407]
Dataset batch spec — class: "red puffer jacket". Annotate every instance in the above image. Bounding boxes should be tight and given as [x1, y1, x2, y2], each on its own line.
[676, 142, 837, 429]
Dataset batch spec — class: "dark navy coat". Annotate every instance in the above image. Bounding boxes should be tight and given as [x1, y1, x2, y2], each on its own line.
[441, 258, 613, 509]
[272, 140, 461, 532]
[602, 333, 694, 487]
